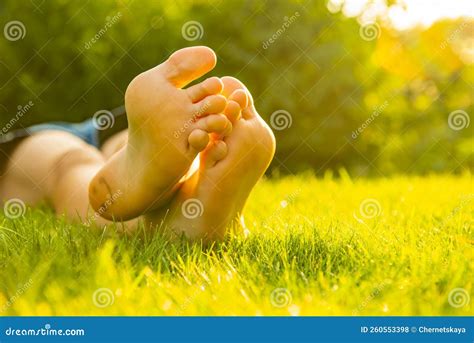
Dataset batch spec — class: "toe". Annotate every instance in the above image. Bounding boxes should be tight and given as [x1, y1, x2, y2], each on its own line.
[194, 114, 232, 136]
[229, 89, 249, 109]
[186, 77, 223, 103]
[221, 76, 255, 119]
[188, 129, 210, 152]
[194, 94, 227, 116]
[220, 76, 249, 100]
[159, 46, 217, 88]
[201, 140, 228, 169]
[224, 100, 241, 123]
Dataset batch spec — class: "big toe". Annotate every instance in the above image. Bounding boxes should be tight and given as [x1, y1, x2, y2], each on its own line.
[229, 89, 249, 111]
[221, 76, 255, 119]
[221, 77, 250, 100]
[159, 46, 217, 88]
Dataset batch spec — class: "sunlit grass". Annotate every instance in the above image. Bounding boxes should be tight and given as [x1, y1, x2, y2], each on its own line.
[0, 174, 472, 315]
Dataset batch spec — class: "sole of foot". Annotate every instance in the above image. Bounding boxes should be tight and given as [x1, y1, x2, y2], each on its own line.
[89, 46, 233, 220]
[147, 76, 276, 242]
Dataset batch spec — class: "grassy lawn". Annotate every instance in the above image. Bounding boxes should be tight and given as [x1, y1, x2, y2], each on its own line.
[0, 174, 472, 316]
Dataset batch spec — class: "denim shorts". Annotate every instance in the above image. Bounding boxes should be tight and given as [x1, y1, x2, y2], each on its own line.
[0, 105, 127, 174]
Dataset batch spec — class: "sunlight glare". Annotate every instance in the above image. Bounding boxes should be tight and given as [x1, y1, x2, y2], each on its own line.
[328, 0, 474, 30]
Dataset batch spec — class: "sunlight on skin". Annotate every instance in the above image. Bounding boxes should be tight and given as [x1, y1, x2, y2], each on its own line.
[328, 0, 473, 30]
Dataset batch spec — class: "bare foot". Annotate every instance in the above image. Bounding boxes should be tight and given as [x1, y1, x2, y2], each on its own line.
[147, 77, 276, 241]
[89, 47, 232, 220]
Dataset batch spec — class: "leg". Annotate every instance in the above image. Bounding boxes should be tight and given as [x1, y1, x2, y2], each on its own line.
[0, 130, 130, 228]
[101, 130, 128, 160]
[3, 47, 234, 227]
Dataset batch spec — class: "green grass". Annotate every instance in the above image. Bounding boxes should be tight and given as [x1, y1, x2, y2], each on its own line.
[0, 174, 472, 316]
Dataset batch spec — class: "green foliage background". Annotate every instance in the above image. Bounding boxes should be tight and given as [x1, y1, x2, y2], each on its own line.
[0, 0, 472, 176]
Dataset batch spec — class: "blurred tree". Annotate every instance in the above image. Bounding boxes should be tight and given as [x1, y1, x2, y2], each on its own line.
[0, 0, 471, 175]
